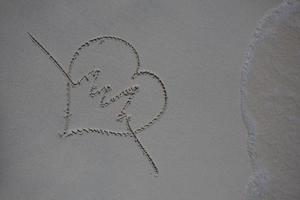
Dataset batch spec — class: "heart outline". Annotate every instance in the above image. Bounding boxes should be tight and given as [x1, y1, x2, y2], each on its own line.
[28, 33, 167, 175]
[62, 36, 168, 138]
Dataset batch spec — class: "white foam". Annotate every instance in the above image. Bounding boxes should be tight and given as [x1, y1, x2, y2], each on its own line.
[240, 1, 300, 199]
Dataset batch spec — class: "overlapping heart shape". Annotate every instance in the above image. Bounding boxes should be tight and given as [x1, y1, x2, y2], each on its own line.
[55, 36, 168, 138]
[29, 33, 167, 175]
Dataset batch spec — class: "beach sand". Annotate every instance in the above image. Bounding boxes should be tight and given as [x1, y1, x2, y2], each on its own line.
[0, 0, 282, 199]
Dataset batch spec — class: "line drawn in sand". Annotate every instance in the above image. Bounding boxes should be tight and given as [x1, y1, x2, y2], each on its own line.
[28, 32, 168, 176]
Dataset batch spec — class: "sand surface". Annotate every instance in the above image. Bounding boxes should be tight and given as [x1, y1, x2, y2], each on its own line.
[0, 0, 281, 199]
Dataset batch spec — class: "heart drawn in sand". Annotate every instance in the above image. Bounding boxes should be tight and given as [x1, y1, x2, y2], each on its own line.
[28, 33, 168, 176]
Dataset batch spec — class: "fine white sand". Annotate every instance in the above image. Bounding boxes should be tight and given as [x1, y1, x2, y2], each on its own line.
[0, 0, 281, 199]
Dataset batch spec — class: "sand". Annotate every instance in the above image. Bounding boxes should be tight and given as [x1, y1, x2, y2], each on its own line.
[0, 0, 282, 199]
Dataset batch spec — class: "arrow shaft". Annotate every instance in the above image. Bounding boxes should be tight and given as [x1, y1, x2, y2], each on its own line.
[27, 32, 75, 85]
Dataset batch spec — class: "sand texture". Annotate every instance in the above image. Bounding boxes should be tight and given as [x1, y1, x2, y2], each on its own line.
[0, 0, 282, 199]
